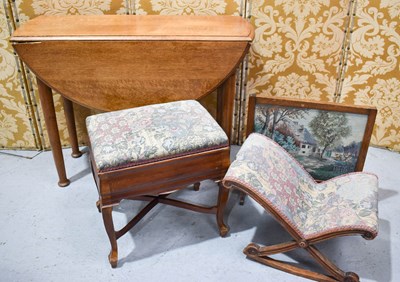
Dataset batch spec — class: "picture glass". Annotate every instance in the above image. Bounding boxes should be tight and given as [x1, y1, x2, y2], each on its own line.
[254, 104, 369, 180]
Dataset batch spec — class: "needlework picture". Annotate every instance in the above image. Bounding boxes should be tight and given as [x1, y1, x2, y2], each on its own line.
[247, 96, 377, 180]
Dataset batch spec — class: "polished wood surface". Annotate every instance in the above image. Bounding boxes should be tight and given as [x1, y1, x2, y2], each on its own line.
[11, 15, 254, 186]
[11, 15, 253, 111]
[13, 40, 249, 111]
[11, 15, 254, 41]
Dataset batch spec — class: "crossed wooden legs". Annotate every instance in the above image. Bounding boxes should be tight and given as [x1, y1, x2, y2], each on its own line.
[243, 240, 361, 282]
[101, 183, 229, 268]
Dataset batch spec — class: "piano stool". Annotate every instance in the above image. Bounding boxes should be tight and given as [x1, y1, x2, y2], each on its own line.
[86, 100, 231, 267]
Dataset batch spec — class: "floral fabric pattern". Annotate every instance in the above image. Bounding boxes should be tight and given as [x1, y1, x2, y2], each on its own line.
[87, 100, 228, 172]
[224, 133, 378, 239]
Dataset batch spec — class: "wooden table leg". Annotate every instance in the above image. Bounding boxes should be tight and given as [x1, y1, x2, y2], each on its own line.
[62, 97, 83, 158]
[37, 78, 70, 187]
[217, 73, 236, 142]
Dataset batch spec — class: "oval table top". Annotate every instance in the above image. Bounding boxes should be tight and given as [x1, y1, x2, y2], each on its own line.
[11, 15, 254, 42]
[11, 15, 254, 111]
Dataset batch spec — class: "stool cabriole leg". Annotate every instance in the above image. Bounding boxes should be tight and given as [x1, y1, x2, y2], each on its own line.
[101, 207, 118, 268]
[217, 182, 230, 237]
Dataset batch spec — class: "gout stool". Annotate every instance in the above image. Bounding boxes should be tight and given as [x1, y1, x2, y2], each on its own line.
[86, 100, 231, 268]
[223, 133, 379, 282]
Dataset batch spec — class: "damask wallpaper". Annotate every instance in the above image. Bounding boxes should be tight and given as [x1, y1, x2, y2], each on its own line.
[246, 0, 400, 151]
[0, 0, 399, 152]
[0, 1, 37, 149]
[247, 0, 348, 101]
[2, 0, 128, 149]
[342, 0, 400, 152]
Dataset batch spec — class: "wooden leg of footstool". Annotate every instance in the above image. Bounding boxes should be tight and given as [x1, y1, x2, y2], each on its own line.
[217, 182, 230, 237]
[96, 200, 101, 213]
[239, 192, 246, 205]
[193, 182, 200, 191]
[101, 207, 118, 268]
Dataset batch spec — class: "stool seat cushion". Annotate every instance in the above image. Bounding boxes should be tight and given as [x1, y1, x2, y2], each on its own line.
[86, 100, 228, 172]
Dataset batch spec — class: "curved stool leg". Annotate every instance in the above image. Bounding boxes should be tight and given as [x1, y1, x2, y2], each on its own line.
[101, 207, 118, 268]
[217, 182, 230, 237]
[307, 245, 360, 282]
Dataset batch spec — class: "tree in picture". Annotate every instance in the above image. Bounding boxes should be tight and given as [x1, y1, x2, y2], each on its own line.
[256, 106, 307, 137]
[309, 112, 351, 159]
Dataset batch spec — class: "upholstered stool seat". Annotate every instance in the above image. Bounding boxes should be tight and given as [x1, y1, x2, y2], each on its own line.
[223, 133, 379, 281]
[87, 100, 231, 268]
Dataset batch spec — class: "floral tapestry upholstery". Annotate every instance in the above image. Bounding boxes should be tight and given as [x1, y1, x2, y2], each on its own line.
[223, 133, 379, 240]
[86, 100, 228, 172]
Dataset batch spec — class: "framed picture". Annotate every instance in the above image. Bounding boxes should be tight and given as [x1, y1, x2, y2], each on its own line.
[247, 95, 377, 181]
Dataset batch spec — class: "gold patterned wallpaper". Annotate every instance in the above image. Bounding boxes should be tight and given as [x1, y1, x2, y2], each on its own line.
[0, 1, 37, 149]
[0, 0, 399, 152]
[247, 0, 348, 101]
[341, 0, 400, 152]
[246, 0, 400, 151]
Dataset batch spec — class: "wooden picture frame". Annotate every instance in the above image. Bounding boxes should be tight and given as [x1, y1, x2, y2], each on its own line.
[247, 95, 377, 181]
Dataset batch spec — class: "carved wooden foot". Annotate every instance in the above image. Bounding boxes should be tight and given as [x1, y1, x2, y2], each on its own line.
[243, 243, 261, 256]
[96, 200, 101, 213]
[344, 272, 360, 282]
[102, 207, 118, 268]
[218, 225, 229, 237]
[108, 250, 118, 268]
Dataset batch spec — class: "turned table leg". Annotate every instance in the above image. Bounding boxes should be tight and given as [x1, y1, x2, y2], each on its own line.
[37, 78, 70, 187]
[62, 97, 83, 158]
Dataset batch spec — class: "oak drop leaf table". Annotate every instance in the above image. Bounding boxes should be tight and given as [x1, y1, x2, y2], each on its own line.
[10, 15, 254, 187]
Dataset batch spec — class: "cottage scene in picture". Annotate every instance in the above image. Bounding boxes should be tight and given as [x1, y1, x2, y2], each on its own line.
[254, 104, 369, 180]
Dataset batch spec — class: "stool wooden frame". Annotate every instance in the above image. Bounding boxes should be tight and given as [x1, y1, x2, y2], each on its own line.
[89, 145, 231, 268]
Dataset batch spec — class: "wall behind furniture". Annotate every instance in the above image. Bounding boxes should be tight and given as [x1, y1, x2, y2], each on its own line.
[0, 0, 399, 152]
[1, 1, 38, 149]
[343, 1, 400, 152]
[246, 0, 400, 151]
